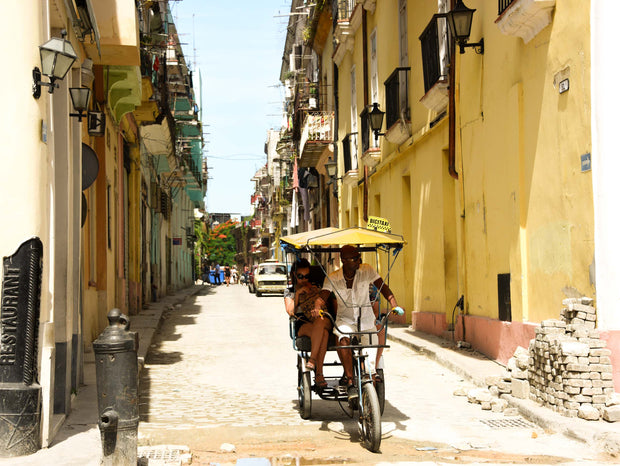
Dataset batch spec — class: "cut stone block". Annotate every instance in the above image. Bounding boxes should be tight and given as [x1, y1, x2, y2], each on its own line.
[606, 393, 620, 407]
[578, 404, 601, 421]
[467, 388, 493, 404]
[560, 341, 590, 357]
[511, 378, 530, 399]
[491, 399, 508, 412]
[603, 405, 620, 422]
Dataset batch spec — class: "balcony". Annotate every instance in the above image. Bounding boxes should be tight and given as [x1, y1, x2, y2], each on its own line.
[359, 107, 381, 168]
[332, 0, 358, 63]
[495, 0, 555, 44]
[82, 0, 140, 66]
[384, 67, 411, 145]
[299, 112, 334, 167]
[419, 14, 450, 113]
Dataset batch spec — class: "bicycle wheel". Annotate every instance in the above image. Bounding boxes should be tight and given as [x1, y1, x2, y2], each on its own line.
[360, 382, 381, 452]
[375, 369, 385, 415]
[298, 357, 312, 419]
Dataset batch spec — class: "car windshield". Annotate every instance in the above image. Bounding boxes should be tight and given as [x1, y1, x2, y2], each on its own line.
[259, 265, 286, 275]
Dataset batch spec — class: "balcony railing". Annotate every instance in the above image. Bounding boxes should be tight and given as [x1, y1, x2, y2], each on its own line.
[420, 14, 450, 94]
[498, 0, 515, 15]
[302, 111, 334, 142]
[299, 112, 335, 166]
[384, 67, 410, 130]
[360, 106, 370, 154]
[332, 0, 355, 30]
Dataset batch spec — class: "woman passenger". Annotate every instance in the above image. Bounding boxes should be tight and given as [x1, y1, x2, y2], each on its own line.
[284, 258, 332, 390]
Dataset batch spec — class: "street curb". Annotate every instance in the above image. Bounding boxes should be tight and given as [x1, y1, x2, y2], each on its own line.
[136, 286, 203, 375]
[387, 329, 620, 455]
[387, 330, 493, 388]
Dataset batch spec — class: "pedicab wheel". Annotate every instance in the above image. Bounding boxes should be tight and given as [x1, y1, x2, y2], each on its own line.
[360, 382, 381, 452]
[375, 369, 385, 415]
[298, 358, 312, 419]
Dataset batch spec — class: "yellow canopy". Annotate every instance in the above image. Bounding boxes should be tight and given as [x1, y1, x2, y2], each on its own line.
[280, 227, 405, 250]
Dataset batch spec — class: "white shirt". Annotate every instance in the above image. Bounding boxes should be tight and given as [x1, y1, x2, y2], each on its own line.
[323, 263, 380, 331]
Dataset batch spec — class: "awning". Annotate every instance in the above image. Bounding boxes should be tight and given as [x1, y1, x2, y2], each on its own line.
[280, 227, 405, 251]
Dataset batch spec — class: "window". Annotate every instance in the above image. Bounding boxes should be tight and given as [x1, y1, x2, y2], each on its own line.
[350, 66, 358, 169]
[384, 67, 410, 129]
[399, 0, 408, 67]
[419, 14, 450, 93]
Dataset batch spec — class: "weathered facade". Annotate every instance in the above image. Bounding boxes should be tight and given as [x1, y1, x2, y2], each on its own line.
[0, 0, 205, 453]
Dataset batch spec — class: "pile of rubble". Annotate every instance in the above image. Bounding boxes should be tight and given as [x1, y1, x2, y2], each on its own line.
[459, 297, 620, 422]
[528, 297, 618, 420]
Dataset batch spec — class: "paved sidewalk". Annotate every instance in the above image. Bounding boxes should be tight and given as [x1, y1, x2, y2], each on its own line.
[0, 285, 202, 466]
[387, 326, 620, 456]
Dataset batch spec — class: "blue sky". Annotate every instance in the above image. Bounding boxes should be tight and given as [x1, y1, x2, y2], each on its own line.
[171, 1, 291, 217]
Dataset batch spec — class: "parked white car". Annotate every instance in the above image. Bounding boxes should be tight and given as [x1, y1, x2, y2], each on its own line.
[254, 260, 288, 296]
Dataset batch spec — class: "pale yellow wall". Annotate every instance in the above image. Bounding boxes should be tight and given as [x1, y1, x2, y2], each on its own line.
[458, 0, 593, 322]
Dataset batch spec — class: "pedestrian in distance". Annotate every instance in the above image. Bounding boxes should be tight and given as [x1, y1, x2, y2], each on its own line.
[224, 265, 231, 286]
[215, 263, 221, 285]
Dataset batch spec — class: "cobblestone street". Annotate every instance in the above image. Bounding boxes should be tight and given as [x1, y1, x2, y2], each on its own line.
[137, 285, 617, 465]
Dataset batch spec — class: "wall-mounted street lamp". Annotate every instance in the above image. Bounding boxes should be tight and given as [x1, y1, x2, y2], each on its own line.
[368, 103, 385, 141]
[446, 0, 484, 54]
[69, 87, 91, 121]
[33, 30, 77, 98]
[324, 156, 337, 179]
[324, 157, 341, 197]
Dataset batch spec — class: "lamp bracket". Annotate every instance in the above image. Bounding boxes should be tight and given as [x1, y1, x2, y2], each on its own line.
[33, 67, 59, 99]
[459, 38, 484, 55]
[70, 112, 86, 122]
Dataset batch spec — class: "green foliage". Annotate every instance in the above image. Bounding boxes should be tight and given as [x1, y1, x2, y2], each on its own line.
[203, 219, 238, 267]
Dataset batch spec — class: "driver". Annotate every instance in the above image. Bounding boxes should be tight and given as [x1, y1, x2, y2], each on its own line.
[313, 244, 402, 402]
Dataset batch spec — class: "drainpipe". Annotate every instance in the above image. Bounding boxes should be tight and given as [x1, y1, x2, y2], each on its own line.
[362, 9, 369, 221]
[448, 1, 458, 180]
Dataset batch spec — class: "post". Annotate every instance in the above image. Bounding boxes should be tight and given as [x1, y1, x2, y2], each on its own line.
[93, 309, 139, 465]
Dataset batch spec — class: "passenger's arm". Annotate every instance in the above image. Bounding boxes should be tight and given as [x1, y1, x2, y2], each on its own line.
[313, 288, 332, 317]
[284, 289, 296, 316]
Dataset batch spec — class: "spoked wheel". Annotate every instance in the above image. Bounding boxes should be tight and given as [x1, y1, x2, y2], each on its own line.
[297, 357, 312, 419]
[360, 382, 382, 452]
[375, 369, 385, 415]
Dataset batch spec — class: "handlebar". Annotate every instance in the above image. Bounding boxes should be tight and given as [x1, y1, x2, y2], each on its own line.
[317, 306, 403, 337]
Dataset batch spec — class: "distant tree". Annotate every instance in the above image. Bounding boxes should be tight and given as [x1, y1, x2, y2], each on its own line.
[204, 219, 238, 266]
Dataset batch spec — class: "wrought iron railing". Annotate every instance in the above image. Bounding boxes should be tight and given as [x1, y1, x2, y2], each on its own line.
[498, 0, 515, 15]
[332, 0, 355, 30]
[384, 67, 410, 130]
[419, 14, 450, 93]
[360, 106, 370, 154]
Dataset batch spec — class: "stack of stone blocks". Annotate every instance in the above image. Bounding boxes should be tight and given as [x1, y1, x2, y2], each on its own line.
[526, 297, 619, 421]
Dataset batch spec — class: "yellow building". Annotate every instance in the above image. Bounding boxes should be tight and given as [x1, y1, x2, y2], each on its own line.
[321, 0, 620, 387]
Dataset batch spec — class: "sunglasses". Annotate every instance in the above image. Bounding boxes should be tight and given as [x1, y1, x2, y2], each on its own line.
[296, 273, 311, 279]
[343, 256, 361, 262]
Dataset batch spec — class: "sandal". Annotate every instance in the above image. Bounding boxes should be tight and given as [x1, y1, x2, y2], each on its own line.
[306, 358, 316, 371]
[315, 374, 327, 390]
